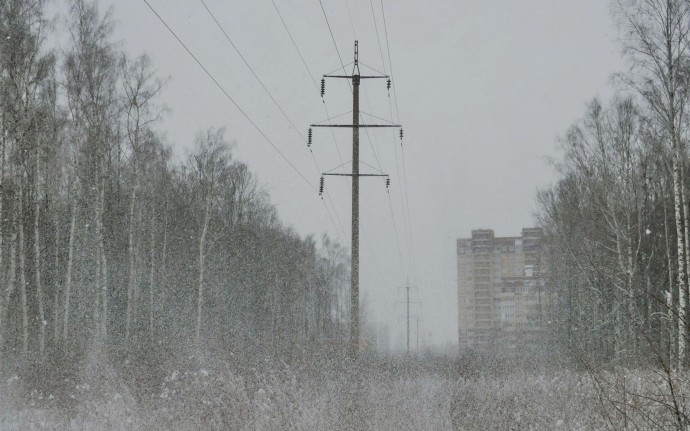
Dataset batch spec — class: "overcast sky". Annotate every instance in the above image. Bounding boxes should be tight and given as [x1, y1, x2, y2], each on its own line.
[70, 0, 628, 349]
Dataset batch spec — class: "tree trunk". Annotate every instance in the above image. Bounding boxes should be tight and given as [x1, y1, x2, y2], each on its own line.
[195, 197, 211, 343]
[626, 211, 636, 354]
[682, 167, 690, 353]
[34, 148, 45, 358]
[161, 195, 168, 292]
[18, 181, 28, 358]
[6, 196, 17, 342]
[148, 203, 156, 338]
[159, 193, 168, 335]
[62, 198, 76, 344]
[664, 186, 676, 363]
[53, 210, 60, 345]
[0, 125, 6, 363]
[672, 149, 686, 368]
[126, 177, 138, 343]
[98, 176, 108, 340]
[93, 185, 101, 336]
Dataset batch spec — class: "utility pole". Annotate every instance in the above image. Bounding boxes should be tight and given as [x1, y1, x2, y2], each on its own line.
[415, 317, 419, 351]
[310, 41, 401, 358]
[395, 280, 419, 354]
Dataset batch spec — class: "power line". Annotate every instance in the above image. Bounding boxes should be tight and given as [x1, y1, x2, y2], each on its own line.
[142, 0, 315, 192]
[387, 192, 404, 269]
[380, 0, 416, 277]
[271, 0, 346, 169]
[142, 0, 349, 245]
[380, 0, 400, 122]
[270, 0, 318, 88]
[340, 5, 410, 277]
[395, 281, 419, 354]
[196, 0, 348, 243]
[318, 2, 405, 280]
[319, 0, 348, 80]
[318, 0, 385, 191]
[199, 0, 307, 143]
[400, 145, 415, 272]
[269, 3, 372, 244]
[369, 0, 387, 74]
[345, 0, 358, 39]
[318, 2, 385, 175]
[320, 186, 347, 243]
[309, 147, 348, 241]
[362, 0, 412, 278]
[312, 41, 399, 357]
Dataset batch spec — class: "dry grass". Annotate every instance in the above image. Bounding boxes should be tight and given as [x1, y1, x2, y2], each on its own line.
[1, 353, 689, 430]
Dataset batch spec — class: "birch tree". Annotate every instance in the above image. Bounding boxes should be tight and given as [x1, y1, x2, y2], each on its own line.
[538, 97, 661, 361]
[64, 0, 119, 342]
[121, 54, 163, 344]
[189, 128, 232, 343]
[0, 0, 53, 358]
[614, 0, 690, 367]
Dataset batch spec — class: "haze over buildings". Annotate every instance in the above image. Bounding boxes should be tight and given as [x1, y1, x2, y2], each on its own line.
[457, 228, 546, 349]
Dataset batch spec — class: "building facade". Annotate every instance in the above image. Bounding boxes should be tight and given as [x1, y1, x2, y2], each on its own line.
[457, 228, 545, 350]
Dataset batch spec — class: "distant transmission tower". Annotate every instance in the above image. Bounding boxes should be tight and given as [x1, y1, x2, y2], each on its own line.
[310, 41, 402, 358]
[395, 280, 419, 354]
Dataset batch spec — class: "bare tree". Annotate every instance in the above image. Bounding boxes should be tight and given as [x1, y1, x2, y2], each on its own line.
[0, 0, 53, 358]
[64, 0, 119, 342]
[614, 0, 690, 367]
[121, 54, 163, 344]
[188, 128, 232, 343]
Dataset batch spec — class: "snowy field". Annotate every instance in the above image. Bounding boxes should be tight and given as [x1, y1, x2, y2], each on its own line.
[1, 352, 687, 430]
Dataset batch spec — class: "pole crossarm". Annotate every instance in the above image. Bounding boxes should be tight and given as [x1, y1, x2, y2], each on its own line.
[311, 40, 402, 359]
[324, 173, 388, 177]
[324, 74, 389, 79]
[311, 124, 401, 128]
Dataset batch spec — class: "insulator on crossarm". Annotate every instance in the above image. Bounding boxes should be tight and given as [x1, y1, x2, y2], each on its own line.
[321, 78, 325, 98]
[399, 128, 404, 145]
[308, 128, 313, 148]
[319, 176, 324, 197]
[387, 78, 391, 92]
[385, 176, 390, 192]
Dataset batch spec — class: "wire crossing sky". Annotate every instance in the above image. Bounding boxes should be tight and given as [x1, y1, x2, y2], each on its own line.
[106, 0, 624, 349]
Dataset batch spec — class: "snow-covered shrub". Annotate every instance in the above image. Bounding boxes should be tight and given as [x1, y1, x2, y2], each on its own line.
[153, 365, 253, 430]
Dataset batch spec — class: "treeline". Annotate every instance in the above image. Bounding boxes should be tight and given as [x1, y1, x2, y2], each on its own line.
[538, 0, 690, 367]
[0, 0, 351, 368]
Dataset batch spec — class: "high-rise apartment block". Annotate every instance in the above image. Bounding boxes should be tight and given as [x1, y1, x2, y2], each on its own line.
[457, 228, 545, 350]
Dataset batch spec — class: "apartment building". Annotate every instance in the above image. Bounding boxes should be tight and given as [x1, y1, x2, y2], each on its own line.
[457, 228, 545, 350]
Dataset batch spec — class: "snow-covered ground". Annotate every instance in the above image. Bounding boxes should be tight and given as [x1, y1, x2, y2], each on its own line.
[1, 355, 687, 430]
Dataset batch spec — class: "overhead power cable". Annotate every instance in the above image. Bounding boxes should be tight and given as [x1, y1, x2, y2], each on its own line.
[270, 0, 317, 88]
[380, 0, 416, 277]
[319, 1, 385, 175]
[319, 0, 349, 82]
[380, 0, 400, 122]
[197, 0, 348, 241]
[270, 0, 353, 240]
[317, 3, 400, 277]
[387, 192, 405, 272]
[345, 0, 358, 39]
[142, 0, 315, 191]
[370, 0, 387, 74]
[199, 0, 307, 143]
[272, 0, 346, 171]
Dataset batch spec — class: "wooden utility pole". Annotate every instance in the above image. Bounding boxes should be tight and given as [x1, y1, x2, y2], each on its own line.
[415, 317, 420, 351]
[405, 284, 409, 351]
[311, 41, 400, 358]
[351, 47, 360, 358]
[396, 281, 419, 354]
